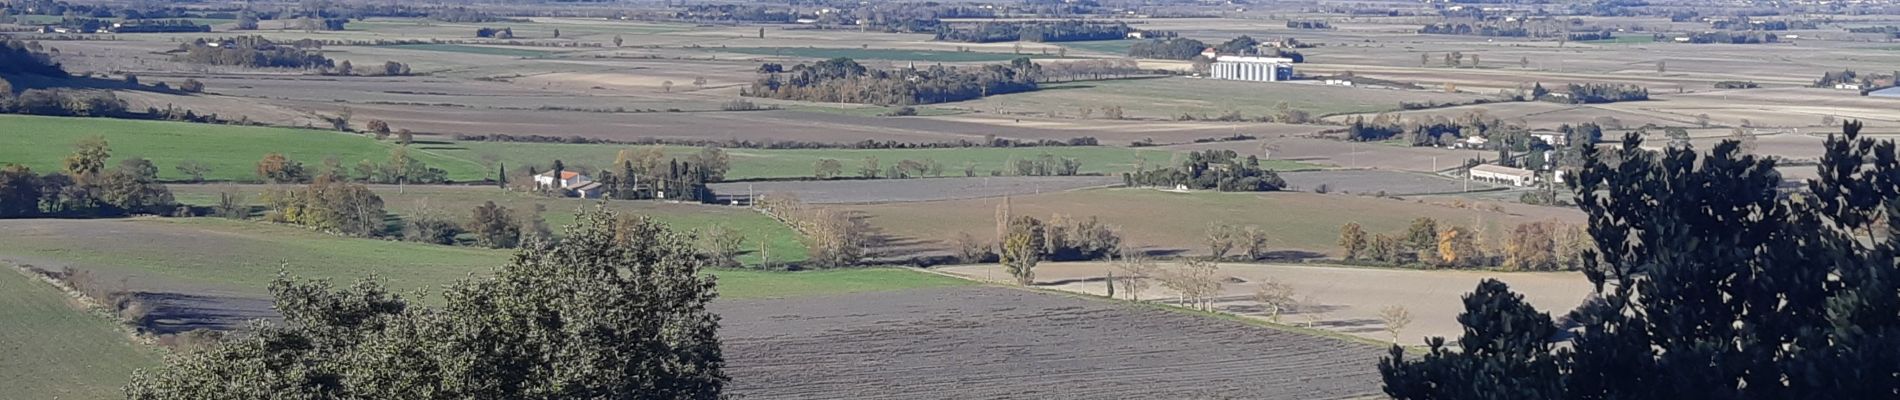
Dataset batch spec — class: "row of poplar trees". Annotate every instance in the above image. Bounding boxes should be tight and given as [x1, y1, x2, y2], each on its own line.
[1381, 121, 1900, 398]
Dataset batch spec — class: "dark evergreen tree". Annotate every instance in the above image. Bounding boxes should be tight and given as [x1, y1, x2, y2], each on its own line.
[1380, 121, 1900, 398]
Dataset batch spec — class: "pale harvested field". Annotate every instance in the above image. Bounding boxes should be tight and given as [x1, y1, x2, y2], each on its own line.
[716, 285, 1385, 400]
[1601, 88, 1900, 133]
[948, 77, 1488, 119]
[1326, 101, 1685, 131]
[1165, 137, 1493, 173]
[711, 176, 1121, 204]
[938, 262, 1595, 346]
[849, 188, 1583, 261]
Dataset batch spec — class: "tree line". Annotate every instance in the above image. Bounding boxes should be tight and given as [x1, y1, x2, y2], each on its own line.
[934, 20, 1136, 43]
[1124, 35, 1306, 62]
[1382, 121, 1900, 399]
[125, 208, 728, 399]
[0, 39, 65, 77]
[1655, 31, 1783, 44]
[1209, 35, 1306, 62]
[1123, 150, 1288, 192]
[1543, 82, 1649, 104]
[1344, 110, 1514, 145]
[1338, 218, 1590, 271]
[0, 137, 176, 218]
[744, 57, 1039, 106]
[172, 36, 334, 69]
[252, 148, 448, 186]
[990, 212, 1125, 284]
[588, 147, 727, 203]
[756, 194, 872, 268]
[1127, 37, 1209, 60]
[1287, 20, 1333, 29]
[1814, 69, 1898, 90]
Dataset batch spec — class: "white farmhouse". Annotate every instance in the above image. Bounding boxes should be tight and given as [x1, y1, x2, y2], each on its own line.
[1470, 164, 1538, 187]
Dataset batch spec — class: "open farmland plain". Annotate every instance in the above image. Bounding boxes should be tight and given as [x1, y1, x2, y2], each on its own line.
[717, 286, 1384, 400]
[10, 3, 1900, 397]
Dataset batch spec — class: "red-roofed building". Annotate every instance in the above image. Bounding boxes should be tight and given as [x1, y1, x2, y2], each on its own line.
[534, 170, 593, 193]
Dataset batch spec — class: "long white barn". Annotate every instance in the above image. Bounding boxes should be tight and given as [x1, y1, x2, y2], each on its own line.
[1209, 55, 1294, 82]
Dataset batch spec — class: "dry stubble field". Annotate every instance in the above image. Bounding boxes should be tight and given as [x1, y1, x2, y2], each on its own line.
[938, 262, 1595, 346]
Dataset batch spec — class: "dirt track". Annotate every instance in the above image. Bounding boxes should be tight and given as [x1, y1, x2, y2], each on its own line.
[1280, 169, 1499, 195]
[710, 176, 1121, 204]
[716, 286, 1384, 400]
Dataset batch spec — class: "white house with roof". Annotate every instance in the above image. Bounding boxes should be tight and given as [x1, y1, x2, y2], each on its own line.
[535, 170, 603, 198]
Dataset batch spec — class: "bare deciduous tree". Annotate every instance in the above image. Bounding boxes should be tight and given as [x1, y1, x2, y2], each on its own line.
[1113, 250, 1156, 301]
[1161, 257, 1223, 311]
[698, 224, 746, 266]
[1206, 224, 1239, 260]
[1252, 278, 1298, 322]
[1378, 305, 1413, 344]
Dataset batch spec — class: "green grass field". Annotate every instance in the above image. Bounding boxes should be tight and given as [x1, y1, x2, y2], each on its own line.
[169, 184, 809, 266]
[378, 43, 560, 58]
[0, 115, 487, 182]
[435, 141, 1188, 180]
[707, 47, 1072, 62]
[4, 115, 1192, 182]
[0, 217, 963, 301]
[0, 269, 162, 400]
[1058, 39, 1136, 56]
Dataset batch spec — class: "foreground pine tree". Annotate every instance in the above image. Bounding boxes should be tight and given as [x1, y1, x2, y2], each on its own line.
[126, 207, 726, 399]
[1381, 121, 1900, 398]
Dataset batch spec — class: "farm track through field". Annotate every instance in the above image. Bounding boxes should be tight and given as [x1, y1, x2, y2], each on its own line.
[710, 176, 1123, 204]
[716, 286, 1383, 399]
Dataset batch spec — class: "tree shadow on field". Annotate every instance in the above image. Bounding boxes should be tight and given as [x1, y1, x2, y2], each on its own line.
[1134, 248, 1190, 258]
[1309, 318, 1386, 334]
[131, 292, 280, 335]
[853, 212, 942, 261]
[6, 74, 192, 96]
[1038, 84, 1098, 92]
[1037, 276, 1110, 286]
[1257, 250, 1325, 262]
